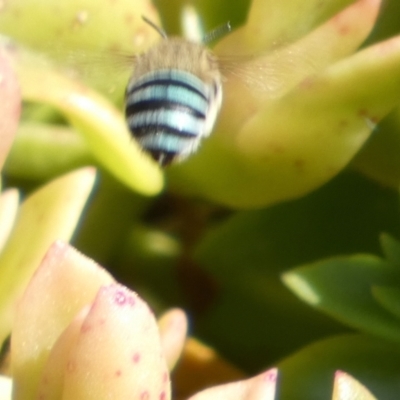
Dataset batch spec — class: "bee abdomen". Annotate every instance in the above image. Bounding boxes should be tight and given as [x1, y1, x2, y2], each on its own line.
[125, 69, 218, 167]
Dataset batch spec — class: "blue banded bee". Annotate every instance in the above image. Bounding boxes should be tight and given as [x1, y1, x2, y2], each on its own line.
[125, 18, 223, 167]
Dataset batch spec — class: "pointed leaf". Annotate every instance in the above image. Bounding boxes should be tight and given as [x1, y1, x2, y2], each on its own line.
[372, 286, 400, 319]
[379, 233, 400, 266]
[0, 376, 11, 400]
[0, 189, 19, 253]
[6, 43, 163, 196]
[282, 255, 400, 341]
[12, 241, 115, 400]
[158, 308, 188, 371]
[0, 168, 96, 343]
[0, 48, 21, 170]
[187, 368, 277, 400]
[278, 334, 400, 400]
[4, 123, 92, 181]
[62, 285, 171, 400]
[36, 306, 90, 400]
[332, 371, 378, 400]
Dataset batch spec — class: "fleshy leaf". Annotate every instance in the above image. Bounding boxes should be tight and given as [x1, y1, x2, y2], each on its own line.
[5, 42, 163, 196]
[11, 241, 115, 400]
[332, 371, 378, 400]
[61, 285, 171, 400]
[379, 233, 400, 266]
[0, 189, 19, 254]
[0, 0, 161, 95]
[0, 168, 96, 344]
[372, 286, 400, 319]
[282, 255, 400, 341]
[278, 334, 400, 400]
[352, 105, 400, 188]
[4, 123, 93, 181]
[0, 47, 21, 170]
[168, 0, 400, 208]
[173, 338, 245, 400]
[186, 368, 277, 400]
[0, 376, 11, 400]
[37, 306, 91, 400]
[158, 308, 188, 371]
[217, 0, 357, 55]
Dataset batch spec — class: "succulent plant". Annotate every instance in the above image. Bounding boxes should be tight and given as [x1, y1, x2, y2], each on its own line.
[0, 0, 400, 398]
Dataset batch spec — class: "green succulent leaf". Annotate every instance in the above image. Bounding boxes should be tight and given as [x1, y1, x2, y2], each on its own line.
[0, 48, 21, 171]
[0, 168, 96, 344]
[278, 334, 400, 400]
[4, 123, 93, 181]
[169, 0, 392, 208]
[5, 42, 163, 195]
[0, 0, 161, 94]
[379, 233, 400, 267]
[372, 286, 400, 319]
[282, 254, 400, 341]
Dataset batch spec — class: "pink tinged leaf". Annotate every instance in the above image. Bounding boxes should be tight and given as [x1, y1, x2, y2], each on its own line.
[62, 284, 171, 400]
[332, 371, 378, 400]
[187, 368, 278, 400]
[36, 306, 91, 400]
[0, 48, 21, 170]
[158, 308, 188, 371]
[11, 241, 115, 400]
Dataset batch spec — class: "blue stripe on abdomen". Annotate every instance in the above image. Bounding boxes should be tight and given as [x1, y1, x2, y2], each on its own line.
[126, 85, 208, 116]
[127, 108, 205, 137]
[125, 69, 213, 164]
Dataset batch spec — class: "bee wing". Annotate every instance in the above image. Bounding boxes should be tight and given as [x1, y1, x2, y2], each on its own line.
[50, 47, 137, 99]
[219, 45, 318, 98]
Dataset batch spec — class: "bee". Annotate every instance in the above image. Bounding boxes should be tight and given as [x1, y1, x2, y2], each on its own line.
[125, 18, 223, 167]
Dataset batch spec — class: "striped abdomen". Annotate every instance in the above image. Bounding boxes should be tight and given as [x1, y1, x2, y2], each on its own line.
[125, 69, 221, 167]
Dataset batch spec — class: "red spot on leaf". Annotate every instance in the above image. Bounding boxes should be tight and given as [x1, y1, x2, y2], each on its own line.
[159, 391, 166, 400]
[140, 391, 150, 400]
[162, 371, 168, 383]
[263, 369, 278, 382]
[132, 352, 141, 363]
[115, 369, 122, 377]
[294, 159, 305, 171]
[114, 289, 135, 306]
[67, 361, 76, 373]
[81, 323, 92, 333]
[125, 13, 134, 25]
[331, 13, 351, 36]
